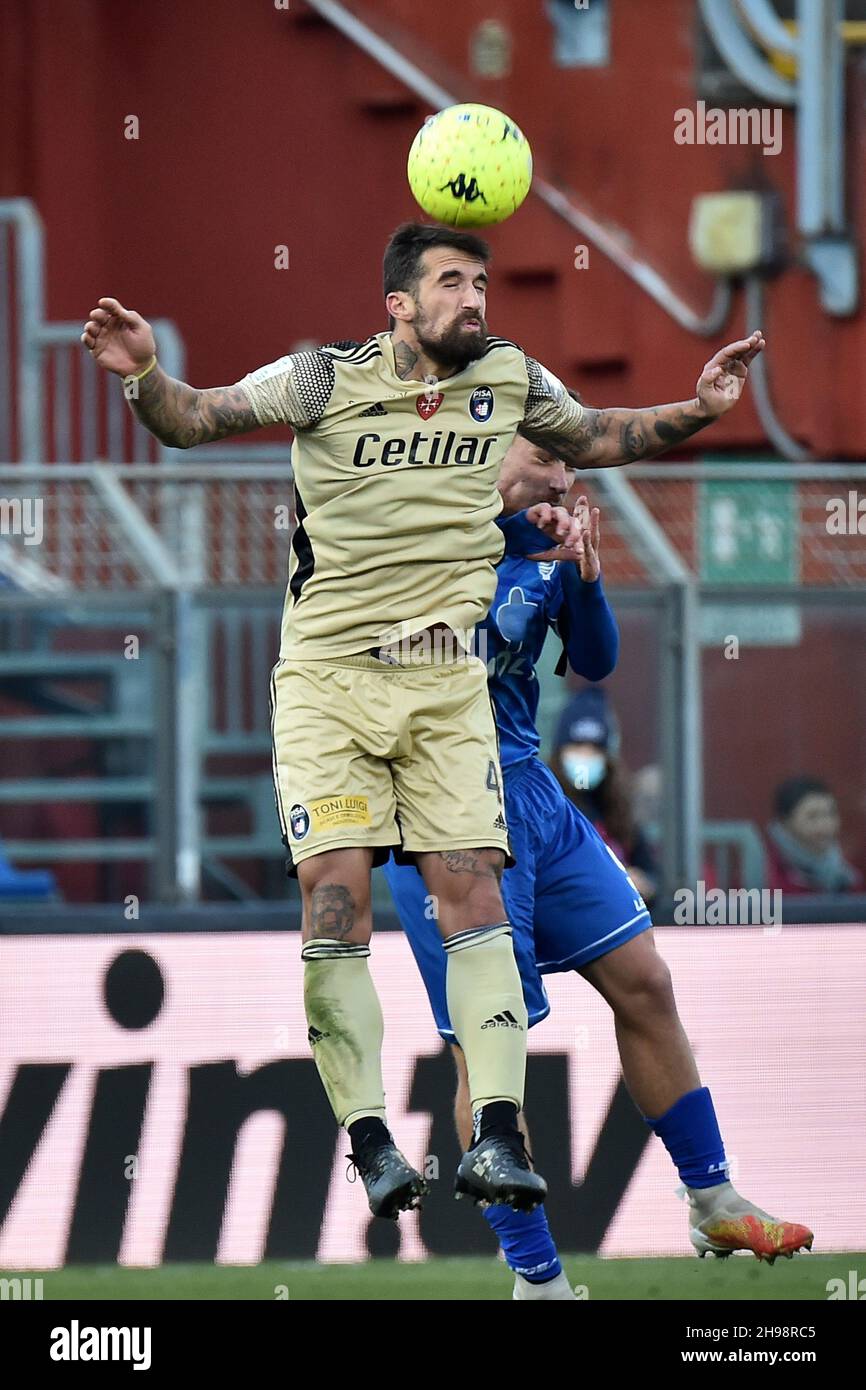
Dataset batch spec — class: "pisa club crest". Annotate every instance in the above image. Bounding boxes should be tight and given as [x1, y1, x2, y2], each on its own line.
[289, 804, 310, 841]
[469, 386, 494, 422]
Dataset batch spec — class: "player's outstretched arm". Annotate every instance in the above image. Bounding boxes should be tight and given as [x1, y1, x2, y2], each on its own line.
[81, 297, 260, 449]
[522, 332, 765, 469]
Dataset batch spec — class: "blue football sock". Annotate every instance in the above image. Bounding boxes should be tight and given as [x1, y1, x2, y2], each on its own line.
[645, 1085, 729, 1189]
[483, 1203, 563, 1283]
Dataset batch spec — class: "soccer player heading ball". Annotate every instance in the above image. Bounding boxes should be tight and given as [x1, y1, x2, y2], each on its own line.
[82, 223, 764, 1219]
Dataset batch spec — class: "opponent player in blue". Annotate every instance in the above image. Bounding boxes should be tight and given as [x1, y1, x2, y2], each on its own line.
[385, 419, 813, 1299]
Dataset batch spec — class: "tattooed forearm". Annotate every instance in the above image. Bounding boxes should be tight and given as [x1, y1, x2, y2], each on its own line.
[128, 366, 259, 448]
[309, 883, 356, 939]
[620, 418, 647, 461]
[524, 400, 710, 468]
[653, 411, 705, 445]
[615, 404, 708, 462]
[641, 402, 708, 455]
[437, 849, 504, 882]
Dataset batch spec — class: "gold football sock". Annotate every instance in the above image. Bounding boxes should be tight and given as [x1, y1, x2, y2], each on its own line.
[444, 923, 527, 1114]
[301, 939, 386, 1129]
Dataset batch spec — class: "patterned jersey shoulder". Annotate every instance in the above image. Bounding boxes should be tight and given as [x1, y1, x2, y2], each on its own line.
[235, 336, 384, 430]
[520, 353, 586, 445]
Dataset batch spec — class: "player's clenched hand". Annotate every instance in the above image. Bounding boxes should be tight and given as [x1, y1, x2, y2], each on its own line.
[696, 330, 765, 418]
[80, 298, 156, 377]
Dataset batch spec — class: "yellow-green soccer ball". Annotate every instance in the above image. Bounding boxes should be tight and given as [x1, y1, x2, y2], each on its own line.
[407, 103, 533, 227]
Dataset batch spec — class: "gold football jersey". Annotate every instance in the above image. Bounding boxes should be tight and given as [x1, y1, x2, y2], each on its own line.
[238, 331, 584, 659]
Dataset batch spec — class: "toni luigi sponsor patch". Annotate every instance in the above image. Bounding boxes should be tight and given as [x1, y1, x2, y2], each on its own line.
[309, 795, 371, 833]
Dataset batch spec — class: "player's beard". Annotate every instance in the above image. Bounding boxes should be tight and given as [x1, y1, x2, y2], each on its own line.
[413, 310, 489, 370]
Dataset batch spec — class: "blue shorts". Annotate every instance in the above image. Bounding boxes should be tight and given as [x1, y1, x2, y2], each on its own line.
[383, 755, 652, 1042]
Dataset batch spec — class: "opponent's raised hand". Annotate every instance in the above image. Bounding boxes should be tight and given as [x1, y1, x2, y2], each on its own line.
[526, 495, 601, 575]
[525, 502, 584, 553]
[572, 497, 601, 580]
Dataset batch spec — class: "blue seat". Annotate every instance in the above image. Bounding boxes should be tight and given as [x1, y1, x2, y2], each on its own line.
[0, 846, 58, 900]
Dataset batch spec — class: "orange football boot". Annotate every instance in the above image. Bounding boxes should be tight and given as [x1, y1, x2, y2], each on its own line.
[688, 1183, 814, 1263]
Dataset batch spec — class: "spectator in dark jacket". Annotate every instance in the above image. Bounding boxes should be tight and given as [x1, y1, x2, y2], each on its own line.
[551, 686, 658, 905]
[766, 776, 862, 894]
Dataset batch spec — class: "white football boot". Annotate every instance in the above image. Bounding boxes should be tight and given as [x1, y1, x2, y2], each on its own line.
[512, 1270, 577, 1300]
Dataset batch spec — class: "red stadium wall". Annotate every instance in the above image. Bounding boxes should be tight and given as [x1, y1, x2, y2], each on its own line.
[2, 0, 865, 456]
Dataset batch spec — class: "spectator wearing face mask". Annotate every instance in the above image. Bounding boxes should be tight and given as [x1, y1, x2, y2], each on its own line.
[766, 777, 862, 895]
[552, 686, 658, 906]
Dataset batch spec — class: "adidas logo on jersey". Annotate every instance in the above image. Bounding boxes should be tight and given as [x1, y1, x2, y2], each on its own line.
[493, 812, 508, 830]
[481, 1010, 522, 1030]
[307, 1026, 330, 1047]
[359, 402, 388, 417]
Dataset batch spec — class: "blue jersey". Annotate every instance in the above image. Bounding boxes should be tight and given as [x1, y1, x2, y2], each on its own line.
[480, 516, 620, 768]
[385, 515, 647, 1043]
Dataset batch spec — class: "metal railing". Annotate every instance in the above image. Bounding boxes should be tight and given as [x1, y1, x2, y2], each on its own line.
[0, 460, 706, 901]
[1, 199, 187, 468]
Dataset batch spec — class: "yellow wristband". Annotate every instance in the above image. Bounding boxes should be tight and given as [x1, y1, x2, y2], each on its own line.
[126, 354, 158, 383]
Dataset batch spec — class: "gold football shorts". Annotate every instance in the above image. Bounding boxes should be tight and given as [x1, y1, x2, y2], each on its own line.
[269, 647, 510, 870]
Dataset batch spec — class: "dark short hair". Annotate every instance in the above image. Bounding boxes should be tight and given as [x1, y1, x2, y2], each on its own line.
[383, 222, 491, 329]
[774, 776, 833, 820]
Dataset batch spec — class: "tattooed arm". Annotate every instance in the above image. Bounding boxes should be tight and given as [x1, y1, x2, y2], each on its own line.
[81, 296, 329, 446]
[128, 368, 260, 448]
[521, 333, 765, 468]
[531, 396, 710, 468]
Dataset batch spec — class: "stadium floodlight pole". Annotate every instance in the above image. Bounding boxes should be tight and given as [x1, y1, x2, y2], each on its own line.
[301, 0, 732, 336]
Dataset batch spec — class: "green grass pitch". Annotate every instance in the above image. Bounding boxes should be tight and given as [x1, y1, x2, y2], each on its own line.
[7, 1253, 862, 1301]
